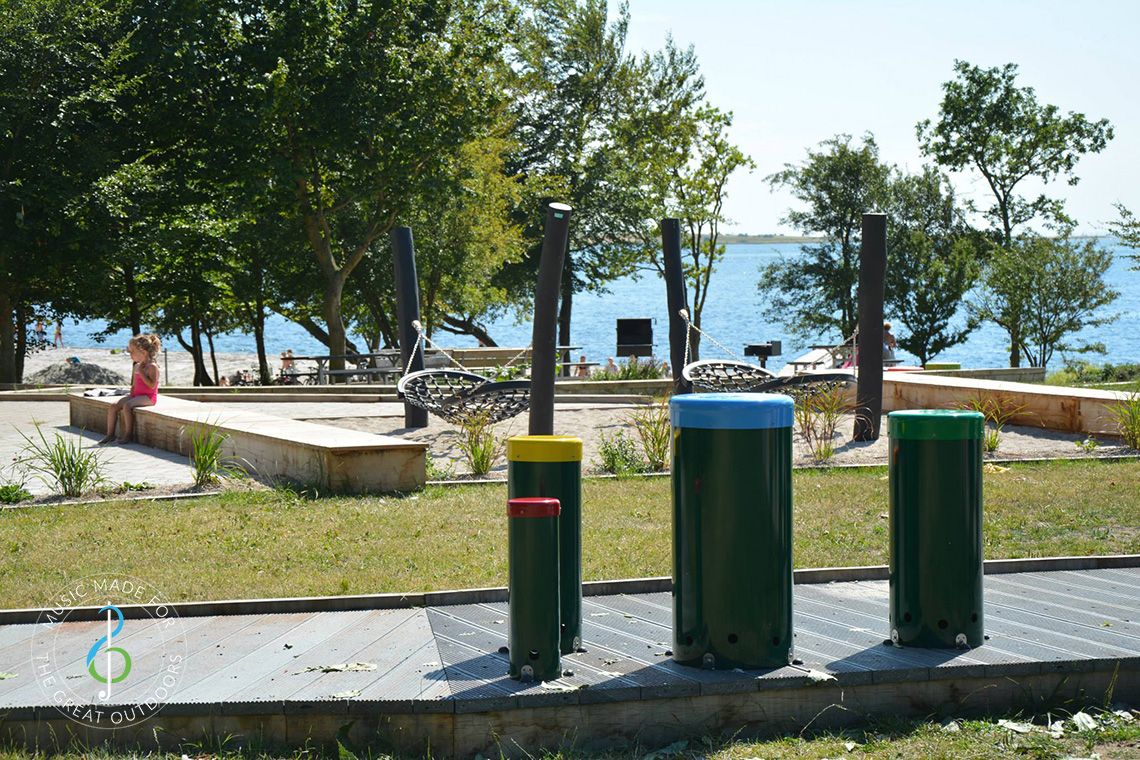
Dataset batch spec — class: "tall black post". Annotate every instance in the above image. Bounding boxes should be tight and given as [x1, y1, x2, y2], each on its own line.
[391, 226, 428, 429]
[854, 213, 886, 441]
[529, 203, 573, 436]
[660, 218, 692, 395]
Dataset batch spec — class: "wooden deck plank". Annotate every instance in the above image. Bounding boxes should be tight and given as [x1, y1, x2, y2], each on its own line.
[225, 608, 420, 702]
[174, 612, 369, 703]
[985, 579, 1140, 634]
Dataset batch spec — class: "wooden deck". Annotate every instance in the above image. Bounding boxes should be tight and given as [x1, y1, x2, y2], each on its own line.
[1, 566, 1137, 756]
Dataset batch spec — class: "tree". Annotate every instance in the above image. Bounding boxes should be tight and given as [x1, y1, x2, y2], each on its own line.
[506, 0, 704, 353]
[759, 134, 891, 340]
[1108, 203, 1140, 269]
[917, 59, 1113, 365]
[971, 233, 1118, 369]
[0, 0, 125, 382]
[886, 167, 982, 366]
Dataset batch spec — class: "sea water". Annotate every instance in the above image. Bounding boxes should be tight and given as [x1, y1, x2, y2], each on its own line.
[55, 242, 1140, 373]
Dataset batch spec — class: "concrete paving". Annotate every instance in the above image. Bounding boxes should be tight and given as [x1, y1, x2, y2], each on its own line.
[0, 402, 195, 496]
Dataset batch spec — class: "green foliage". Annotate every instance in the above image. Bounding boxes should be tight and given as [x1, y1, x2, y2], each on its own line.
[627, 398, 671, 472]
[1109, 392, 1140, 451]
[918, 60, 1113, 368]
[1109, 202, 1140, 269]
[13, 425, 106, 497]
[589, 357, 667, 381]
[918, 60, 1114, 246]
[0, 482, 32, 504]
[791, 384, 852, 463]
[456, 413, 502, 477]
[760, 134, 892, 340]
[425, 455, 457, 482]
[1075, 437, 1100, 453]
[183, 425, 245, 488]
[1054, 360, 1140, 385]
[886, 167, 982, 365]
[596, 430, 643, 475]
[970, 233, 1118, 369]
[959, 393, 1029, 453]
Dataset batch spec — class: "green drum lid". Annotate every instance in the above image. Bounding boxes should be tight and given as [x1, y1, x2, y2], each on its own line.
[888, 409, 985, 440]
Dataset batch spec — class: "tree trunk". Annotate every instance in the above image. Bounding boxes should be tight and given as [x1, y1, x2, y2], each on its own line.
[180, 321, 213, 386]
[14, 300, 28, 380]
[205, 328, 220, 384]
[440, 315, 497, 347]
[1008, 322, 1021, 368]
[324, 276, 348, 379]
[0, 291, 16, 384]
[253, 300, 270, 385]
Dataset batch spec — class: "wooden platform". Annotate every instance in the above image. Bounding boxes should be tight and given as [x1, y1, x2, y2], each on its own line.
[68, 393, 426, 493]
[1, 565, 1136, 757]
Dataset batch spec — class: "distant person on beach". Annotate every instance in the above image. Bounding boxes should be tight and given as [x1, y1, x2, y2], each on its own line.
[574, 355, 590, 378]
[53, 321, 63, 348]
[883, 322, 897, 362]
[98, 334, 161, 445]
[604, 357, 618, 374]
[34, 320, 46, 343]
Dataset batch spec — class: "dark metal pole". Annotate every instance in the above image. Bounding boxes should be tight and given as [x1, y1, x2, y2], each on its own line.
[660, 218, 692, 395]
[391, 226, 427, 429]
[529, 203, 573, 436]
[854, 213, 886, 441]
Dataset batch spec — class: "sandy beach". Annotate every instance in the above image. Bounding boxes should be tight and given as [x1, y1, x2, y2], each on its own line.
[22, 346, 304, 387]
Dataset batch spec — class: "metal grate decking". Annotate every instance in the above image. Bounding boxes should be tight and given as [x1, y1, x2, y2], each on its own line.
[1, 567, 1137, 756]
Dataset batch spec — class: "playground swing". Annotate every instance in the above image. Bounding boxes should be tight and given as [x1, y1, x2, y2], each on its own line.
[396, 321, 532, 425]
[677, 310, 857, 393]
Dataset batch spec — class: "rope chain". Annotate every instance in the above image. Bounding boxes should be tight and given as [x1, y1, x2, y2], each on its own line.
[407, 322, 473, 374]
[678, 309, 742, 362]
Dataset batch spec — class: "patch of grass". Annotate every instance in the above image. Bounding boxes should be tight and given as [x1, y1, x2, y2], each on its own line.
[182, 424, 246, 488]
[0, 459, 1137, 608]
[627, 396, 671, 471]
[596, 430, 644, 474]
[455, 412, 503, 476]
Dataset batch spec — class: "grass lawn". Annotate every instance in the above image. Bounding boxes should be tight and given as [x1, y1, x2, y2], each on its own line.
[1, 713, 1138, 759]
[1, 458, 1137, 609]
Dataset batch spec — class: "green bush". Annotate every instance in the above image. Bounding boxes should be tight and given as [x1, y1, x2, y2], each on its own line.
[1110, 392, 1140, 450]
[589, 356, 667, 381]
[596, 430, 643, 474]
[183, 424, 246, 488]
[1049, 360, 1140, 386]
[456, 412, 502, 476]
[0, 483, 32, 504]
[628, 397, 671, 471]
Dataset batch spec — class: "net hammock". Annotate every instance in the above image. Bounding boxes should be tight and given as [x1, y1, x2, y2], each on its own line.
[395, 322, 533, 425]
[677, 310, 857, 393]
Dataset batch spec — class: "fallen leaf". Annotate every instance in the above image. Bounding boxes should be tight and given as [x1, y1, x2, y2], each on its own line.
[1048, 720, 1065, 738]
[0, 673, 17, 680]
[997, 719, 1033, 733]
[303, 662, 376, 673]
[844, 740, 857, 751]
[1071, 711, 1098, 731]
[804, 669, 836, 684]
[330, 689, 361, 699]
[939, 719, 960, 733]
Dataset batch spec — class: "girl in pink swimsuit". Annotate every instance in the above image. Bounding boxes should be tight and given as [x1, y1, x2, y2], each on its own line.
[98, 334, 161, 445]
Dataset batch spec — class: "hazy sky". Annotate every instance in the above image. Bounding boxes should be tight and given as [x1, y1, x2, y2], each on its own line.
[621, 0, 1139, 236]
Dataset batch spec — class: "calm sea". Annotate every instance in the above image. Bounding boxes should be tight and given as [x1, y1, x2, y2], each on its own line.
[60, 242, 1140, 373]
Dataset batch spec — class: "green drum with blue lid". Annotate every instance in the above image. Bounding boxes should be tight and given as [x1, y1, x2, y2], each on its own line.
[888, 410, 985, 648]
[670, 393, 794, 669]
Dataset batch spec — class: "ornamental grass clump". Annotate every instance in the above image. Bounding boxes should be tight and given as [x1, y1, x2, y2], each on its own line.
[14, 424, 106, 497]
[628, 396, 671, 471]
[456, 412, 503, 476]
[959, 393, 1029, 453]
[183, 424, 246, 488]
[791, 383, 851, 463]
[1109, 391, 1140, 450]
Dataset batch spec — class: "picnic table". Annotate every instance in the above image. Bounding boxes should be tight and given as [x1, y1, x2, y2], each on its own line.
[290, 351, 405, 385]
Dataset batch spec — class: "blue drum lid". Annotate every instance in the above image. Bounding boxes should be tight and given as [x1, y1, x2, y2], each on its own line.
[670, 392, 794, 430]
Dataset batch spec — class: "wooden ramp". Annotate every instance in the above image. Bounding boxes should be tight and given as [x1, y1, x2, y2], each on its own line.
[1, 565, 1137, 757]
[68, 393, 426, 493]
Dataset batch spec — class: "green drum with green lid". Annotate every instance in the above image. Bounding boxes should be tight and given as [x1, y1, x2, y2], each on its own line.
[507, 435, 583, 654]
[507, 496, 561, 681]
[670, 392, 794, 669]
[888, 409, 985, 648]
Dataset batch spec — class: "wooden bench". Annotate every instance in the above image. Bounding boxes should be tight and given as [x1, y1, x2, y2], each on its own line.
[69, 393, 426, 494]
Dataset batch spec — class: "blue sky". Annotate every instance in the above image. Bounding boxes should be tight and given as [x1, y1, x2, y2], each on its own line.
[622, 0, 1140, 236]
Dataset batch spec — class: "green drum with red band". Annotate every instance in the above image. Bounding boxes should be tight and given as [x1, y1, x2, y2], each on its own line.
[507, 496, 562, 681]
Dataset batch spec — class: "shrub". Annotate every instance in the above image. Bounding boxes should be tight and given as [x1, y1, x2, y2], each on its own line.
[14, 424, 106, 497]
[628, 396, 671, 471]
[596, 430, 643, 474]
[589, 356, 667, 381]
[456, 412, 502, 476]
[1109, 391, 1140, 450]
[0, 483, 32, 504]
